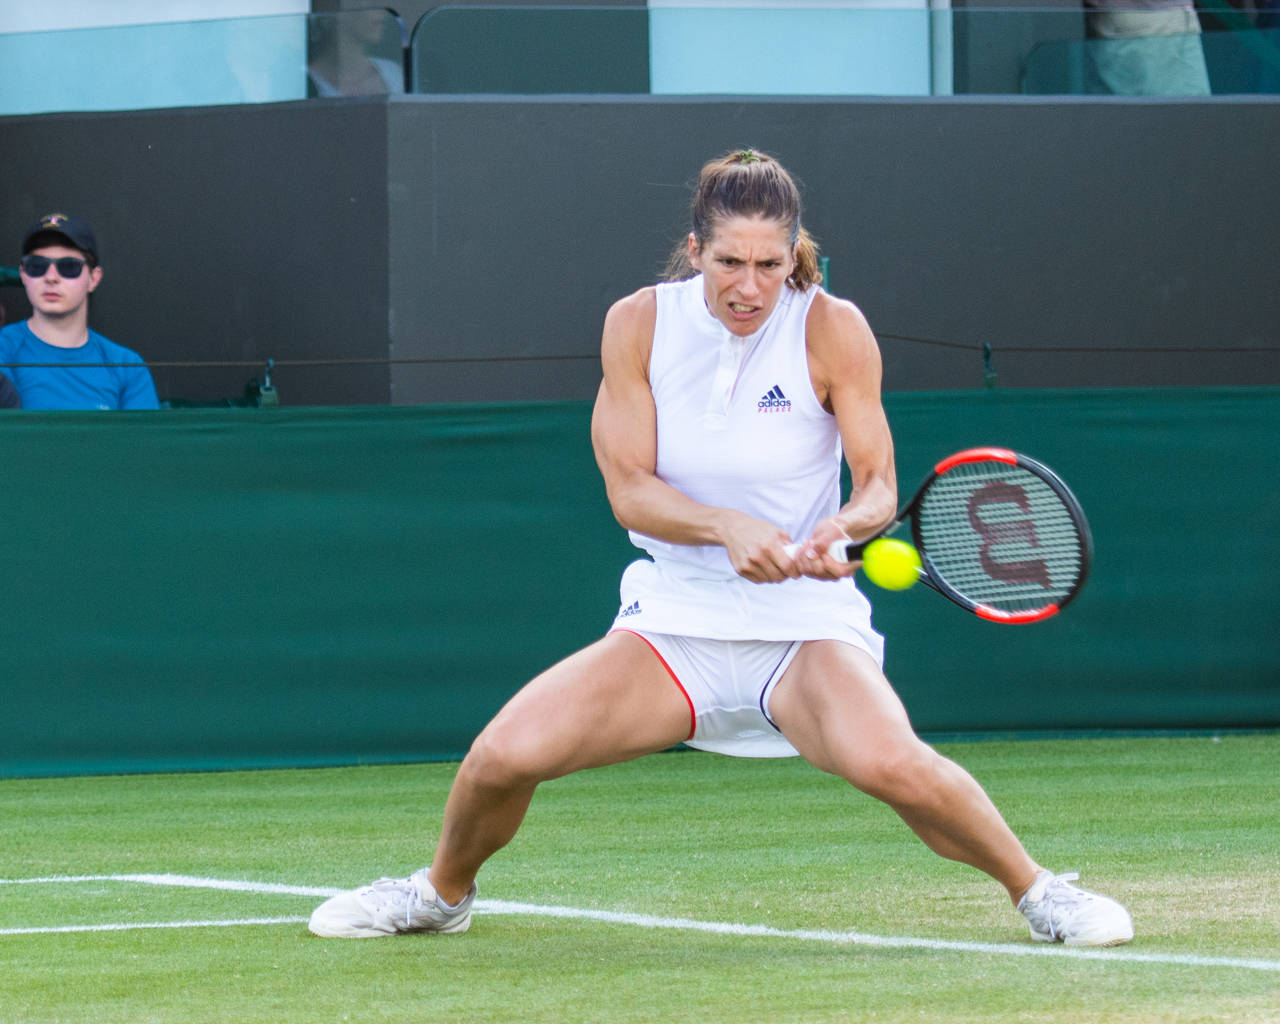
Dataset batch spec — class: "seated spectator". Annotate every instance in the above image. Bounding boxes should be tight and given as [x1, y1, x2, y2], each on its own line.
[307, 10, 405, 97]
[0, 213, 159, 410]
[1084, 0, 1211, 96]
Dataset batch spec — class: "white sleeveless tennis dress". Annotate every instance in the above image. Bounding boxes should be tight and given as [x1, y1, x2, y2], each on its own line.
[608, 275, 884, 757]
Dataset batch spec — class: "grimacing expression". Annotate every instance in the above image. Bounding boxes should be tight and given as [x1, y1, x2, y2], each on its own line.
[688, 214, 796, 337]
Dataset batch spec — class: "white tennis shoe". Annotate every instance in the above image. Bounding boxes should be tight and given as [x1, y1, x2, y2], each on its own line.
[1017, 870, 1133, 947]
[308, 867, 476, 938]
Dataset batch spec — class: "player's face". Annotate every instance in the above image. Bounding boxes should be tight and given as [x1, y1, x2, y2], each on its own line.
[20, 244, 101, 320]
[688, 214, 796, 337]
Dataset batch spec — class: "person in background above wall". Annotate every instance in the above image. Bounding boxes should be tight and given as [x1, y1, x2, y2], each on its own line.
[0, 213, 159, 410]
[1084, 0, 1212, 95]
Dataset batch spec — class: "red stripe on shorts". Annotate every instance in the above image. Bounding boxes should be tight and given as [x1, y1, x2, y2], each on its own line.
[611, 628, 696, 742]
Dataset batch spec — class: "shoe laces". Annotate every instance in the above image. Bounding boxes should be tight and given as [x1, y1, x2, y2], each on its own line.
[1025, 871, 1092, 940]
[365, 876, 425, 929]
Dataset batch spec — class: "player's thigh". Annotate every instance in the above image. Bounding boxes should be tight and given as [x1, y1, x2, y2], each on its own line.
[769, 639, 922, 781]
[470, 630, 692, 782]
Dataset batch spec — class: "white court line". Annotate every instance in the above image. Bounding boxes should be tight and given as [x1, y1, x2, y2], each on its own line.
[1, 917, 308, 936]
[0, 874, 341, 898]
[2, 873, 1278, 973]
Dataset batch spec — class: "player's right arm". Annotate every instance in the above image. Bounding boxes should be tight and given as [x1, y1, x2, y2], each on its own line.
[590, 288, 797, 582]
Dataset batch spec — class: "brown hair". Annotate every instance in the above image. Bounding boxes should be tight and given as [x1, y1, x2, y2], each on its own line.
[664, 148, 823, 291]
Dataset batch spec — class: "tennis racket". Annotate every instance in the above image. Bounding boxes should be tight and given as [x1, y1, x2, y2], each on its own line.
[827, 447, 1093, 623]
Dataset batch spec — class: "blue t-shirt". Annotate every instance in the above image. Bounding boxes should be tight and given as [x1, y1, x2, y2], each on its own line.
[0, 320, 159, 410]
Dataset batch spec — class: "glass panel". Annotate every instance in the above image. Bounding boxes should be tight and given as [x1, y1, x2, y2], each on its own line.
[410, 6, 650, 94]
[407, 4, 1280, 97]
[1023, 22, 1280, 95]
[0, 10, 407, 116]
[1199, 25, 1280, 94]
[649, 4, 935, 96]
[2, 5, 1273, 109]
[0, 15, 308, 115]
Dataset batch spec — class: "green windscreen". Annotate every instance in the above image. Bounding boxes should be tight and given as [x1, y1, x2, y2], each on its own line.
[1, 388, 1275, 777]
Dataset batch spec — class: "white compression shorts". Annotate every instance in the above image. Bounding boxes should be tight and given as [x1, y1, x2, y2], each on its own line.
[612, 628, 803, 758]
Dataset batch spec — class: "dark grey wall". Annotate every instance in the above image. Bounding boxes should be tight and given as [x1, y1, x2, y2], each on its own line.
[386, 95, 1280, 402]
[0, 100, 394, 405]
[2, 95, 1277, 405]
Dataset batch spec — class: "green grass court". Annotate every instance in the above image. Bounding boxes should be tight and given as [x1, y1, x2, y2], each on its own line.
[4, 733, 1278, 1023]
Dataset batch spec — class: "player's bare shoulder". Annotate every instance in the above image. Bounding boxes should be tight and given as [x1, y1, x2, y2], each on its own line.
[805, 290, 882, 397]
[593, 285, 660, 472]
[601, 285, 658, 370]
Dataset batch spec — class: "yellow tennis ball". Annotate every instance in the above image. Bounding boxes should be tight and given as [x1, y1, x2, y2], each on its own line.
[860, 538, 922, 591]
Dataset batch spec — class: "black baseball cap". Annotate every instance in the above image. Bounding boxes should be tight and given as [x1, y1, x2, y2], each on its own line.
[22, 212, 99, 264]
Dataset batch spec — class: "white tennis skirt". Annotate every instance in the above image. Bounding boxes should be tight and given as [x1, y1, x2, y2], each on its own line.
[610, 557, 885, 652]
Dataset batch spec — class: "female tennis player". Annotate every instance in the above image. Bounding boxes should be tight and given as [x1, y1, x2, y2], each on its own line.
[311, 149, 1133, 947]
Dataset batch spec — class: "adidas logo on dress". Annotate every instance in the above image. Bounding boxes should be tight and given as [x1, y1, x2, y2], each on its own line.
[757, 385, 791, 412]
[619, 600, 641, 617]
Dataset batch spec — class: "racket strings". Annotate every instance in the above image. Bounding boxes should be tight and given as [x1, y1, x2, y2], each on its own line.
[916, 463, 1086, 612]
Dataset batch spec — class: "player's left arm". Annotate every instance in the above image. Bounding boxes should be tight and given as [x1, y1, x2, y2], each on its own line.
[795, 291, 898, 579]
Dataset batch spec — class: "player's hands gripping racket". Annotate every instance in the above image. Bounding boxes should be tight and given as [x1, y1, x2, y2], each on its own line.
[826, 447, 1093, 624]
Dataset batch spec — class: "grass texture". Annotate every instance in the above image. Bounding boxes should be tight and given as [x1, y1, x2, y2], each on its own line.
[2, 734, 1278, 1023]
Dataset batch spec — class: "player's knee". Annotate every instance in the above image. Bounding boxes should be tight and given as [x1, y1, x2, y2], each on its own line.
[461, 721, 554, 792]
[850, 740, 942, 807]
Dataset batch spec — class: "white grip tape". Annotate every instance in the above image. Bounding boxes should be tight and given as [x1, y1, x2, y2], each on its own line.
[782, 540, 851, 563]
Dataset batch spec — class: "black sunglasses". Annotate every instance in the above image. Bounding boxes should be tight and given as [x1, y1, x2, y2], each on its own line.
[20, 254, 90, 279]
